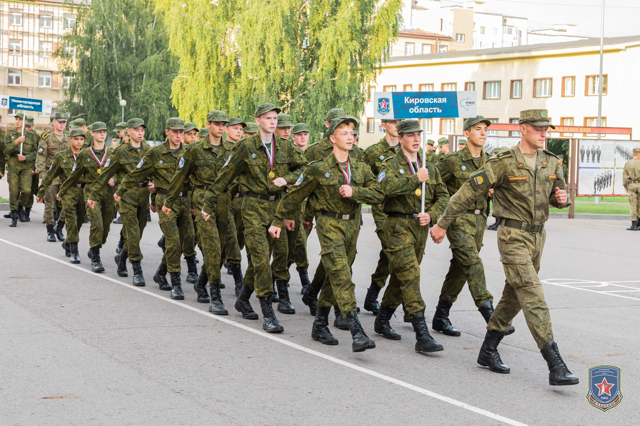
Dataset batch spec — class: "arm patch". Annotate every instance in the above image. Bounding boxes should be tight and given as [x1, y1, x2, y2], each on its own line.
[469, 169, 490, 190]
[497, 151, 512, 160]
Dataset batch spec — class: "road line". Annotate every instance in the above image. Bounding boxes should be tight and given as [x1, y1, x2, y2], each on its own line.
[0, 237, 528, 426]
[542, 279, 640, 301]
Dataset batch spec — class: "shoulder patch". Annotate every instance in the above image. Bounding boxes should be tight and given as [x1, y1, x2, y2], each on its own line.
[378, 171, 385, 182]
[136, 159, 144, 169]
[178, 157, 185, 168]
[42, 133, 49, 140]
[38, 148, 44, 154]
[497, 151, 513, 160]
[224, 155, 231, 167]
[295, 173, 304, 186]
[105, 158, 111, 168]
[72, 163, 77, 172]
[469, 169, 490, 191]
[543, 149, 558, 159]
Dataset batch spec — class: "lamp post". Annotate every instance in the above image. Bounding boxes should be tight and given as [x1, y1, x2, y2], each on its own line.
[120, 99, 127, 122]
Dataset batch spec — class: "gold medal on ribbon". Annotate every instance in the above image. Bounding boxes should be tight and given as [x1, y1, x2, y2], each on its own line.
[97, 168, 102, 175]
[269, 171, 275, 178]
[415, 188, 421, 196]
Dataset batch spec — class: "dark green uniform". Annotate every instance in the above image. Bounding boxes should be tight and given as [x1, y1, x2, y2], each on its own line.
[4, 128, 38, 211]
[36, 131, 70, 225]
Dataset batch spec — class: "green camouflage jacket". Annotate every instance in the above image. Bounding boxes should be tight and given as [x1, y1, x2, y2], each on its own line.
[364, 136, 402, 230]
[88, 140, 150, 200]
[4, 128, 39, 167]
[37, 148, 83, 199]
[437, 147, 488, 212]
[59, 144, 110, 197]
[305, 137, 364, 162]
[36, 131, 70, 183]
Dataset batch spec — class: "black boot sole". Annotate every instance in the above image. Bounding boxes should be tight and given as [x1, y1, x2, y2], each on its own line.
[153, 275, 171, 291]
[235, 300, 259, 320]
[186, 275, 197, 284]
[263, 324, 284, 333]
[352, 341, 376, 352]
[132, 281, 146, 287]
[47, 235, 56, 242]
[549, 378, 579, 386]
[376, 331, 401, 340]
[196, 296, 210, 303]
[277, 304, 296, 314]
[209, 305, 229, 315]
[506, 326, 515, 336]
[312, 332, 339, 345]
[170, 294, 184, 300]
[432, 323, 461, 337]
[477, 359, 510, 374]
[92, 265, 105, 273]
[415, 342, 444, 353]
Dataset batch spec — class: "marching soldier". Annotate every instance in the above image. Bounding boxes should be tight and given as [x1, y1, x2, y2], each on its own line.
[197, 128, 208, 141]
[623, 148, 640, 231]
[0, 114, 5, 182]
[243, 122, 259, 138]
[426, 139, 437, 163]
[457, 139, 467, 151]
[430, 110, 578, 386]
[437, 137, 450, 161]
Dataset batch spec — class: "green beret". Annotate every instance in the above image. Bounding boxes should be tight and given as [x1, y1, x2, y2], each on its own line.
[397, 119, 422, 135]
[165, 117, 185, 130]
[463, 116, 491, 131]
[292, 123, 310, 134]
[206, 110, 229, 123]
[184, 122, 198, 133]
[519, 109, 556, 130]
[127, 118, 146, 129]
[327, 116, 357, 137]
[254, 103, 281, 118]
[91, 122, 107, 131]
[244, 122, 259, 133]
[277, 113, 293, 128]
[69, 128, 86, 138]
[427, 139, 435, 146]
[226, 117, 246, 128]
[325, 108, 346, 122]
[438, 137, 449, 146]
[198, 128, 209, 137]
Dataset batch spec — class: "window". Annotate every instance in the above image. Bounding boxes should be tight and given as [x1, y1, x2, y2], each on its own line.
[534, 78, 552, 98]
[405, 42, 414, 56]
[39, 71, 52, 88]
[421, 44, 432, 54]
[383, 85, 396, 92]
[480, 26, 485, 34]
[484, 81, 501, 99]
[8, 70, 22, 86]
[8, 109, 18, 116]
[367, 118, 375, 133]
[40, 14, 53, 28]
[419, 84, 433, 91]
[505, 27, 513, 35]
[488, 119, 499, 136]
[63, 76, 71, 89]
[465, 82, 475, 91]
[456, 33, 465, 42]
[424, 118, 433, 134]
[9, 40, 22, 55]
[510, 118, 521, 137]
[40, 41, 53, 58]
[63, 14, 76, 29]
[561, 117, 574, 137]
[442, 83, 456, 91]
[441, 119, 455, 135]
[586, 75, 608, 96]
[403, 84, 413, 92]
[510, 80, 522, 99]
[10, 11, 22, 25]
[39, 111, 51, 118]
[438, 45, 448, 53]
[585, 117, 607, 137]
[562, 77, 575, 97]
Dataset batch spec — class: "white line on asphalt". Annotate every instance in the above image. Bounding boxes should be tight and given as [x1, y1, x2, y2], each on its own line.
[0, 237, 528, 426]
[542, 279, 640, 301]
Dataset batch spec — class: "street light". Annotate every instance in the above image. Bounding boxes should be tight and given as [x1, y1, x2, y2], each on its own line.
[120, 99, 127, 122]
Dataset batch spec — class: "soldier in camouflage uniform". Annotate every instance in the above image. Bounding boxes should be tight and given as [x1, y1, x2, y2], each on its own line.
[269, 117, 383, 351]
[457, 139, 467, 151]
[377, 119, 447, 354]
[88, 118, 151, 285]
[426, 139, 438, 164]
[242, 122, 259, 138]
[437, 137, 450, 161]
[36, 129, 87, 263]
[431, 109, 578, 386]
[36, 112, 69, 242]
[623, 148, 640, 230]
[71, 118, 93, 149]
[203, 103, 307, 334]
[0, 114, 5, 182]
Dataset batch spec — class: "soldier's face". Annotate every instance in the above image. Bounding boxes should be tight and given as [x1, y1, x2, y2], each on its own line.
[292, 131, 310, 151]
[70, 136, 84, 151]
[257, 111, 278, 134]
[225, 124, 244, 142]
[166, 129, 184, 144]
[329, 123, 354, 151]
[381, 121, 399, 138]
[399, 131, 422, 154]
[52, 119, 66, 133]
[25, 124, 34, 131]
[464, 124, 488, 148]
[15, 117, 23, 128]
[558, 159, 563, 165]
[440, 145, 449, 154]
[184, 130, 198, 144]
[522, 124, 547, 149]
[207, 121, 226, 138]
[92, 130, 107, 142]
[128, 126, 145, 142]
[275, 126, 292, 140]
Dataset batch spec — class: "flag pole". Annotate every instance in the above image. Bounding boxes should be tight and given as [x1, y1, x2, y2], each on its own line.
[421, 118, 426, 214]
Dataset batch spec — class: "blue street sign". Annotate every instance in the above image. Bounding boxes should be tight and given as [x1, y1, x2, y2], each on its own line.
[373, 91, 477, 119]
[8, 96, 52, 114]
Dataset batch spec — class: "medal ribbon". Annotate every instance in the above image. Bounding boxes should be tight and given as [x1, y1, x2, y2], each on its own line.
[90, 147, 108, 168]
[262, 137, 274, 171]
[405, 155, 420, 174]
[339, 159, 351, 186]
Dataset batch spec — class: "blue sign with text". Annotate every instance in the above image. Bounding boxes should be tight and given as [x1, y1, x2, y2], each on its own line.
[373, 91, 477, 119]
[9, 96, 45, 113]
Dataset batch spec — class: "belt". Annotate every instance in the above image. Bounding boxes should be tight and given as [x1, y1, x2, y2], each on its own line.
[76, 183, 85, 188]
[137, 183, 147, 188]
[386, 212, 419, 220]
[467, 209, 484, 215]
[234, 193, 245, 199]
[246, 192, 281, 201]
[500, 218, 545, 234]
[155, 188, 188, 197]
[195, 185, 208, 190]
[319, 211, 356, 221]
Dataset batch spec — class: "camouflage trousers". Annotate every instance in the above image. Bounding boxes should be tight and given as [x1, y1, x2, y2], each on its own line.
[440, 213, 493, 308]
[156, 193, 195, 273]
[289, 220, 309, 270]
[225, 194, 245, 268]
[381, 217, 427, 318]
[119, 186, 150, 261]
[316, 215, 360, 314]
[43, 182, 65, 225]
[489, 225, 554, 349]
[7, 162, 33, 210]
[61, 187, 86, 243]
[627, 183, 640, 220]
[24, 173, 38, 209]
[83, 185, 115, 249]
[371, 205, 391, 289]
[195, 189, 229, 283]
[272, 221, 290, 283]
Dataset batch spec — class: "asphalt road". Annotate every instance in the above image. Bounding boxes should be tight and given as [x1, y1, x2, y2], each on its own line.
[1, 180, 638, 425]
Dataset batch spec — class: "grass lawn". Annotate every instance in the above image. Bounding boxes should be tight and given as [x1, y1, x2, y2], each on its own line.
[550, 204, 630, 215]
[0, 197, 8, 203]
[575, 196, 628, 203]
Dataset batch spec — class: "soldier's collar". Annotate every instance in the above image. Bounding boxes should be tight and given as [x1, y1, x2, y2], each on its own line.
[460, 146, 485, 162]
[222, 138, 236, 151]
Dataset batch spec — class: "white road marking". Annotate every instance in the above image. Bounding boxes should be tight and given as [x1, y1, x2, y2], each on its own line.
[542, 278, 640, 301]
[0, 237, 528, 426]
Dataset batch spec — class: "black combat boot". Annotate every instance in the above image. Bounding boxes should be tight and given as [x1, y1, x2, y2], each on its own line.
[194, 267, 210, 303]
[185, 255, 198, 284]
[432, 299, 461, 336]
[131, 261, 145, 287]
[46, 224, 56, 242]
[276, 281, 295, 314]
[54, 207, 60, 222]
[84, 214, 90, 223]
[540, 341, 579, 386]
[402, 304, 410, 323]
[87, 249, 93, 260]
[69, 242, 81, 264]
[170, 272, 184, 300]
[478, 301, 515, 335]
[24, 207, 31, 222]
[157, 235, 165, 251]
[17, 205, 26, 223]
[55, 220, 65, 241]
[363, 282, 382, 315]
[311, 306, 339, 345]
[235, 285, 259, 320]
[115, 234, 125, 254]
[147, 209, 152, 222]
[487, 219, 499, 231]
[627, 221, 638, 231]
[223, 260, 232, 275]
[3, 211, 11, 218]
[113, 214, 122, 224]
[477, 331, 510, 374]
[412, 312, 444, 354]
[209, 279, 228, 315]
[259, 296, 284, 333]
[374, 305, 401, 340]
[271, 282, 280, 303]
[346, 310, 376, 352]
[153, 263, 171, 290]
[9, 210, 18, 227]
[115, 249, 128, 277]
[297, 268, 311, 294]
[302, 272, 323, 315]
[333, 305, 349, 330]
[91, 247, 105, 273]
[230, 263, 244, 297]
[62, 241, 71, 257]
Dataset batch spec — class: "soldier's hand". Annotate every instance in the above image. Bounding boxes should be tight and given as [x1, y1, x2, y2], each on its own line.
[150, 205, 157, 213]
[0, 173, 4, 178]
[148, 182, 155, 193]
[272, 177, 287, 187]
[162, 206, 172, 215]
[417, 212, 431, 226]
[15, 136, 25, 144]
[268, 225, 281, 239]
[31, 170, 37, 175]
[284, 219, 295, 231]
[555, 187, 568, 205]
[190, 209, 195, 216]
[36, 197, 43, 204]
[113, 194, 122, 203]
[339, 185, 353, 198]
[56, 194, 61, 201]
[430, 224, 446, 244]
[303, 221, 313, 230]
[417, 168, 429, 182]
[18, 154, 26, 161]
[488, 188, 494, 197]
[108, 178, 115, 187]
[201, 211, 210, 221]
[87, 200, 96, 209]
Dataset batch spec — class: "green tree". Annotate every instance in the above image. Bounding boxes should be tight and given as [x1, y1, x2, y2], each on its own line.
[56, 0, 178, 141]
[153, 0, 402, 139]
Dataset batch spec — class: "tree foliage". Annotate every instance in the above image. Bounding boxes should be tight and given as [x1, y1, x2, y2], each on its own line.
[57, 0, 178, 140]
[153, 0, 402, 139]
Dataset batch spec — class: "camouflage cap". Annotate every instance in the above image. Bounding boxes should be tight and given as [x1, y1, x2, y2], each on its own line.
[198, 128, 209, 137]
[206, 110, 229, 123]
[558, 154, 564, 160]
[519, 109, 556, 129]
[397, 119, 422, 135]
[438, 137, 449, 146]
[277, 113, 293, 128]
[325, 108, 346, 122]
[427, 139, 435, 146]
[69, 128, 85, 138]
[458, 139, 467, 145]
[254, 103, 281, 118]
[381, 118, 402, 123]
[492, 147, 503, 154]
[354, 128, 359, 136]
[184, 122, 198, 133]
[52, 111, 67, 122]
[25, 115, 35, 125]
[634, 148, 640, 154]
[165, 117, 185, 130]
[226, 117, 246, 128]
[87, 124, 94, 132]
[74, 118, 87, 127]
[463, 116, 492, 131]
[292, 123, 310, 134]
[127, 118, 146, 129]
[244, 122, 259, 133]
[91, 121, 107, 131]
[14, 112, 25, 119]
[113, 121, 128, 132]
[327, 116, 358, 136]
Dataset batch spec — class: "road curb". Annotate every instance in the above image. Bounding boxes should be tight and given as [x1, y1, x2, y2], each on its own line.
[0, 203, 9, 211]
